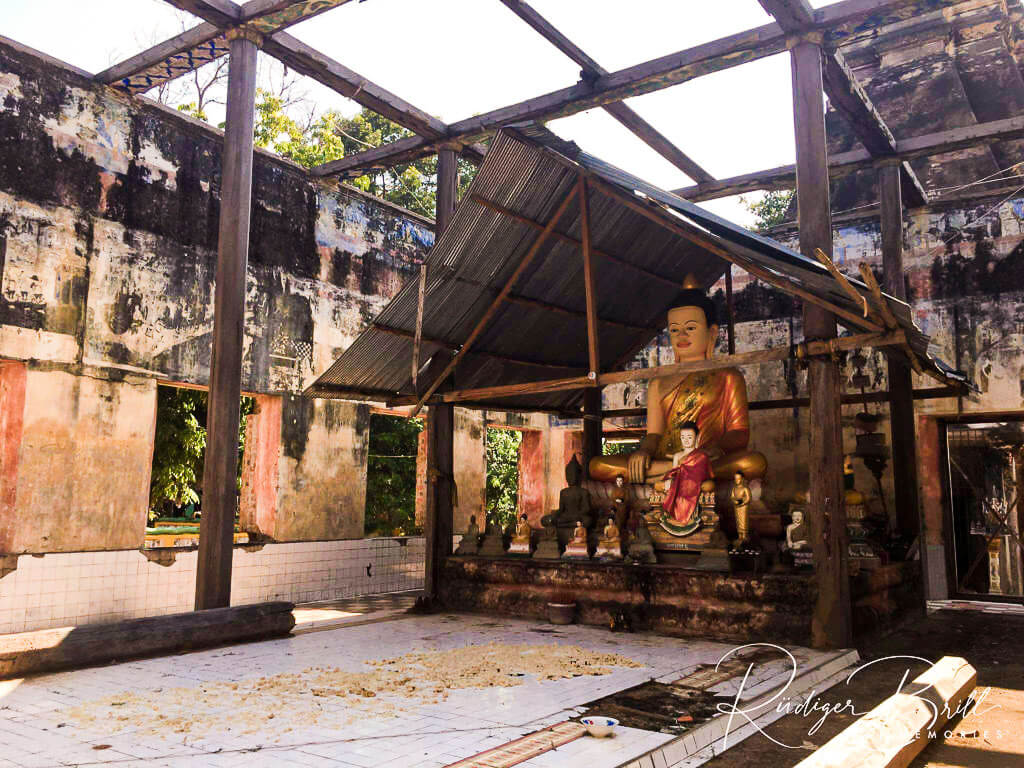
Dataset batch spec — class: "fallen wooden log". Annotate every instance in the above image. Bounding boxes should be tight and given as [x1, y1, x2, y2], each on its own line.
[0, 601, 295, 679]
[794, 655, 977, 768]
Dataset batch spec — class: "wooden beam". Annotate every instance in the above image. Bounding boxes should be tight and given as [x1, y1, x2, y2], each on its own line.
[410, 184, 579, 417]
[498, 0, 713, 183]
[195, 29, 258, 611]
[583, 388, 603, 477]
[96, 22, 225, 88]
[579, 177, 600, 377]
[262, 33, 448, 139]
[878, 161, 922, 540]
[759, 1, 928, 207]
[587, 176, 885, 333]
[790, 39, 851, 649]
[602, 385, 961, 417]
[673, 115, 1024, 202]
[311, 0, 964, 176]
[161, 0, 240, 27]
[438, 330, 906, 403]
[436, 148, 459, 230]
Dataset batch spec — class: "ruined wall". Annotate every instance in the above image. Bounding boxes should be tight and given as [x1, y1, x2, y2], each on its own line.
[0, 38, 436, 551]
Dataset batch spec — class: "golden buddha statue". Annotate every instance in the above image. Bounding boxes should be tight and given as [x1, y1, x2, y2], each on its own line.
[589, 275, 766, 485]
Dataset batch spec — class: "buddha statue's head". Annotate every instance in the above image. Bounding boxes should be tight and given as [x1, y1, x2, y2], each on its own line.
[678, 420, 699, 451]
[668, 274, 718, 363]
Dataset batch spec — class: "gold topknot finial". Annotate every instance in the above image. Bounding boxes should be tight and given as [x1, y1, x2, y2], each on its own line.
[682, 273, 701, 290]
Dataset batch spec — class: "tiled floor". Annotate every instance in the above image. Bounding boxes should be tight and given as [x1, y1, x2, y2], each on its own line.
[292, 590, 422, 632]
[0, 606, 854, 768]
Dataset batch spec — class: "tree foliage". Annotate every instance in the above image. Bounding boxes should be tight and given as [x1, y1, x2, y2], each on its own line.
[148, 387, 255, 521]
[364, 414, 424, 537]
[485, 428, 521, 530]
[251, 95, 477, 219]
[743, 189, 795, 232]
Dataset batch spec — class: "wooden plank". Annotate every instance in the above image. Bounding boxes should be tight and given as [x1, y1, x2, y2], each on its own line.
[0, 602, 295, 679]
[603, 385, 961, 417]
[436, 148, 459, 230]
[587, 176, 885, 333]
[790, 40, 852, 650]
[310, 0, 963, 176]
[412, 265, 427, 389]
[579, 177, 600, 377]
[263, 33, 449, 139]
[813, 247, 883, 326]
[438, 331, 905, 403]
[725, 265, 736, 355]
[879, 161, 922, 539]
[409, 185, 579, 417]
[195, 32, 258, 611]
[95, 22, 223, 85]
[498, 0, 713, 183]
[793, 656, 976, 768]
[674, 114, 1024, 202]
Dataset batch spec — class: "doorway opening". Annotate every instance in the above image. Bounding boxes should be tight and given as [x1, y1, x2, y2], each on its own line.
[147, 384, 255, 543]
[945, 420, 1024, 598]
[486, 426, 522, 531]
[364, 412, 424, 537]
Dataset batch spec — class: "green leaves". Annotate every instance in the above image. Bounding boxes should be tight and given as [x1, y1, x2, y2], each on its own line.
[364, 414, 424, 537]
[742, 189, 795, 232]
[485, 428, 521, 531]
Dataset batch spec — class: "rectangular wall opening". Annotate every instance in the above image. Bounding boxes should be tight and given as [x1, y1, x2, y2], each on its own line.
[945, 420, 1024, 598]
[147, 384, 255, 547]
[364, 412, 424, 537]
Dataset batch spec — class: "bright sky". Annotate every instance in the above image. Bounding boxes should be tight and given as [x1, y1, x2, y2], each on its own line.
[0, 0, 842, 226]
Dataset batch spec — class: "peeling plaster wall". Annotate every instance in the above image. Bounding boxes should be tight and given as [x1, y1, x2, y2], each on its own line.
[0, 39, 436, 550]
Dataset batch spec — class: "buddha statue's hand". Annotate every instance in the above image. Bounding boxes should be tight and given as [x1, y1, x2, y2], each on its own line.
[627, 450, 651, 484]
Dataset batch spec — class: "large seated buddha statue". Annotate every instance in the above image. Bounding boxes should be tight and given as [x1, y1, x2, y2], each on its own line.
[589, 276, 766, 486]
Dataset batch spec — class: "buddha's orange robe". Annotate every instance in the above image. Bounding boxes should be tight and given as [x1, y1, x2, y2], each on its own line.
[656, 368, 750, 459]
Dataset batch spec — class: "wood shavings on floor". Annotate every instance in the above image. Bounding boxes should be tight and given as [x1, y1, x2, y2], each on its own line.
[64, 642, 645, 741]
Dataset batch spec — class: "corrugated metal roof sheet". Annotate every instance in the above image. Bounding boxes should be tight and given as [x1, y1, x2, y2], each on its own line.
[305, 125, 966, 410]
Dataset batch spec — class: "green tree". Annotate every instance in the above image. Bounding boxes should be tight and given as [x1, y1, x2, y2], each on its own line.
[485, 428, 521, 530]
[148, 387, 255, 521]
[743, 189, 795, 232]
[364, 414, 424, 536]
[251, 95, 477, 219]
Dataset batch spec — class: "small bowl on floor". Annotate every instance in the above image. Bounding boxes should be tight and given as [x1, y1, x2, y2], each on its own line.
[580, 716, 619, 738]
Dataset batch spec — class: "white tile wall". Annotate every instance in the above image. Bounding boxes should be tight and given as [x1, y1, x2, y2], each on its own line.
[0, 537, 425, 635]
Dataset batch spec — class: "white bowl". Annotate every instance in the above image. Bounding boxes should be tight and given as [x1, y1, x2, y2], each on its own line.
[580, 716, 619, 737]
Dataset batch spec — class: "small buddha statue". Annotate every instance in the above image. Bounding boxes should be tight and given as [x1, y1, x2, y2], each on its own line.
[730, 471, 752, 547]
[625, 510, 657, 565]
[507, 513, 533, 556]
[532, 515, 562, 560]
[542, 456, 593, 545]
[562, 519, 590, 560]
[610, 475, 630, 530]
[478, 511, 507, 557]
[454, 514, 480, 555]
[660, 421, 711, 528]
[589, 275, 767, 485]
[785, 509, 811, 552]
[594, 513, 623, 561]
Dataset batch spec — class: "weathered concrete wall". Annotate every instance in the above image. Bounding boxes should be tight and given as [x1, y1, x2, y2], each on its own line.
[274, 397, 370, 541]
[0, 38, 436, 551]
[11, 369, 156, 552]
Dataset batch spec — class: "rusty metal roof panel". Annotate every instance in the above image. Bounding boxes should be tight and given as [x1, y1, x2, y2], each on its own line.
[306, 125, 967, 406]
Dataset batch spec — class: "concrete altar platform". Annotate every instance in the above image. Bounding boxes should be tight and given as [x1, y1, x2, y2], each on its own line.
[439, 555, 817, 645]
[439, 557, 924, 647]
[0, 605, 857, 768]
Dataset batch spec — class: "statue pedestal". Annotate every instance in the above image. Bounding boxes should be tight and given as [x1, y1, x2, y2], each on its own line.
[507, 540, 532, 557]
[478, 532, 506, 558]
[454, 535, 479, 556]
[532, 536, 561, 560]
[562, 541, 590, 560]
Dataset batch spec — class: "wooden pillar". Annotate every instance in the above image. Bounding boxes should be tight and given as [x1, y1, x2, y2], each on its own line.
[583, 388, 602, 476]
[724, 265, 736, 355]
[791, 41, 852, 649]
[878, 160, 921, 539]
[423, 149, 458, 600]
[195, 29, 259, 611]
